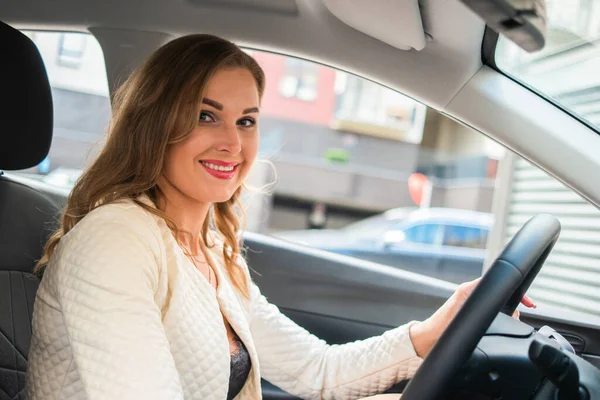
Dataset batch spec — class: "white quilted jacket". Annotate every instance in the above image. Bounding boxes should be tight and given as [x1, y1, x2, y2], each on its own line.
[26, 198, 423, 400]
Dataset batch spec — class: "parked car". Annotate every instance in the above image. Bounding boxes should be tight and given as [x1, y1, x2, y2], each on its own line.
[42, 167, 82, 190]
[274, 207, 493, 284]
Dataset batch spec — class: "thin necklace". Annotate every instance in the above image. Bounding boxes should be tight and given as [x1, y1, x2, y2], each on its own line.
[192, 254, 214, 286]
[207, 263, 214, 286]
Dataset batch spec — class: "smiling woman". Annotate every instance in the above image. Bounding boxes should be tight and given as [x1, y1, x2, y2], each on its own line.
[161, 68, 261, 203]
[34, 34, 266, 298]
[0, 11, 553, 397]
[25, 33, 428, 400]
[21, 31, 532, 400]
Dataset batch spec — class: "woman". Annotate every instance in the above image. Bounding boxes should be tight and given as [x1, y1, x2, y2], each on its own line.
[25, 34, 533, 400]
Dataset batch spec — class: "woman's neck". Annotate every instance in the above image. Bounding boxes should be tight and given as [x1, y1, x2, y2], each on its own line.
[157, 181, 211, 255]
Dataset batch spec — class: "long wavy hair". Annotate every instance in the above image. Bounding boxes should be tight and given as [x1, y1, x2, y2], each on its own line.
[36, 34, 266, 297]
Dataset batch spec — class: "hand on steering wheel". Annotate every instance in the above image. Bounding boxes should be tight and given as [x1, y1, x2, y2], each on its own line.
[409, 278, 537, 358]
[401, 214, 561, 400]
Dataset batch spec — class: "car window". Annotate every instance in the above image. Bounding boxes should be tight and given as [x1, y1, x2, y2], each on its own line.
[249, 51, 600, 320]
[13, 31, 110, 185]
[495, 0, 600, 132]
[16, 33, 600, 320]
[403, 224, 444, 246]
[443, 225, 488, 249]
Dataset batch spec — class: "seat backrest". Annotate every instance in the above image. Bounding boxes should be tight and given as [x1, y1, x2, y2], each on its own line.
[0, 21, 59, 399]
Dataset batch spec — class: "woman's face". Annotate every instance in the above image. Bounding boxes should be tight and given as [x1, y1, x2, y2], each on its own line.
[162, 67, 260, 204]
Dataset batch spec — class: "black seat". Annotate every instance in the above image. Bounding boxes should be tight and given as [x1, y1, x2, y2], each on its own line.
[0, 21, 59, 400]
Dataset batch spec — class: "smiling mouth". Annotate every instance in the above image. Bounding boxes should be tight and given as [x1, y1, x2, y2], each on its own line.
[200, 161, 236, 172]
[199, 160, 240, 180]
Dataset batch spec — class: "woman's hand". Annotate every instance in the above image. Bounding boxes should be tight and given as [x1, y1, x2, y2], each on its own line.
[408, 278, 536, 358]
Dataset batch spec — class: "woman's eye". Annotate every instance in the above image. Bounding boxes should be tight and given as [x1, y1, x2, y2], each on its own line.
[238, 118, 256, 128]
[199, 112, 215, 123]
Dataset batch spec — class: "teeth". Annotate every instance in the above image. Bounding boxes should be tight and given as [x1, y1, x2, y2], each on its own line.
[201, 161, 235, 172]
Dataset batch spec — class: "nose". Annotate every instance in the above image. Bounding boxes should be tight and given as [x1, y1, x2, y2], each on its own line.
[215, 123, 242, 154]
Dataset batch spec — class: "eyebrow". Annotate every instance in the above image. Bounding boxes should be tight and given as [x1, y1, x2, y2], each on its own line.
[243, 106, 260, 114]
[202, 98, 260, 115]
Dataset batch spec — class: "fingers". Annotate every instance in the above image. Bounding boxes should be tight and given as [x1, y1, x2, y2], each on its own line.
[467, 277, 482, 287]
[512, 309, 520, 320]
[513, 294, 537, 320]
[520, 295, 537, 308]
[457, 277, 481, 294]
[459, 278, 537, 309]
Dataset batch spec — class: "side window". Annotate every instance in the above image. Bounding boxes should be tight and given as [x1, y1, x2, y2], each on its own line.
[403, 224, 444, 246]
[251, 51, 599, 320]
[251, 50, 501, 287]
[13, 31, 110, 188]
[443, 225, 488, 249]
[15, 34, 597, 320]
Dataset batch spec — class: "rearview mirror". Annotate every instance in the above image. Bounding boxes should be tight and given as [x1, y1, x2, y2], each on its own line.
[458, 0, 547, 52]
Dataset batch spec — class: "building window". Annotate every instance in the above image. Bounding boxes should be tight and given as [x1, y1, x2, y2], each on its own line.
[335, 74, 417, 129]
[279, 58, 319, 101]
[331, 73, 425, 142]
[57, 33, 87, 68]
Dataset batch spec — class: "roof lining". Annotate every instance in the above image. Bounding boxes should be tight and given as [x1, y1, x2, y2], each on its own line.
[0, 0, 485, 110]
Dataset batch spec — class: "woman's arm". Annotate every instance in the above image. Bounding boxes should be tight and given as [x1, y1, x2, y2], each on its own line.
[47, 206, 184, 400]
[249, 275, 531, 400]
[248, 282, 422, 400]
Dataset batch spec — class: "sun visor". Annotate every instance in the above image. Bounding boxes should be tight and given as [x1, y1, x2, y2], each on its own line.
[324, 0, 427, 51]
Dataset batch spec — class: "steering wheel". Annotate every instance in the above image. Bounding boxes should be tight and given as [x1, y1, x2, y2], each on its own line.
[400, 214, 561, 400]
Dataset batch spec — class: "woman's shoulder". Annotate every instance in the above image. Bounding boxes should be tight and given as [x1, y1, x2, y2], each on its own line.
[40, 199, 168, 310]
[45, 198, 166, 288]
[58, 198, 164, 259]
[76, 197, 158, 232]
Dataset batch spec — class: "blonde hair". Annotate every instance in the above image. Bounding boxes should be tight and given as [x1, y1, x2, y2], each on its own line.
[36, 34, 266, 298]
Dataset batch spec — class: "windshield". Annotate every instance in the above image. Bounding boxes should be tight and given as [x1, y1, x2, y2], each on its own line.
[495, 0, 600, 131]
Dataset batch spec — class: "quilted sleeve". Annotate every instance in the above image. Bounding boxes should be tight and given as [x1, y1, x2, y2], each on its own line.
[248, 282, 423, 400]
[48, 205, 184, 400]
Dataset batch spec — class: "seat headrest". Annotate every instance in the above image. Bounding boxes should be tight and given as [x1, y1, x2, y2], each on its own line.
[0, 21, 53, 171]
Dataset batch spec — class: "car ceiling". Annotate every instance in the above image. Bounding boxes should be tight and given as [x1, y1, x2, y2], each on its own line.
[4, 0, 600, 209]
[1, 0, 485, 109]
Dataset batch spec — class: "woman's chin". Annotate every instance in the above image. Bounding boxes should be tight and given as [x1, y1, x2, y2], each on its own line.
[207, 190, 237, 204]
[187, 183, 239, 204]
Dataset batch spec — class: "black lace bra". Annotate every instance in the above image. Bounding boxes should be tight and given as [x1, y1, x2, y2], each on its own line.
[226, 334, 252, 400]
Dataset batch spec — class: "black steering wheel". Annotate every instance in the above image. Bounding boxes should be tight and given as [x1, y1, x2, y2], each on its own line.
[401, 214, 561, 400]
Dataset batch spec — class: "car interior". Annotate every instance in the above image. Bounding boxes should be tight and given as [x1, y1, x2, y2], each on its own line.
[2, 0, 600, 399]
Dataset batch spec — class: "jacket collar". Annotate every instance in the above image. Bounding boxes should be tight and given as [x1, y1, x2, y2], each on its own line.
[136, 193, 262, 398]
